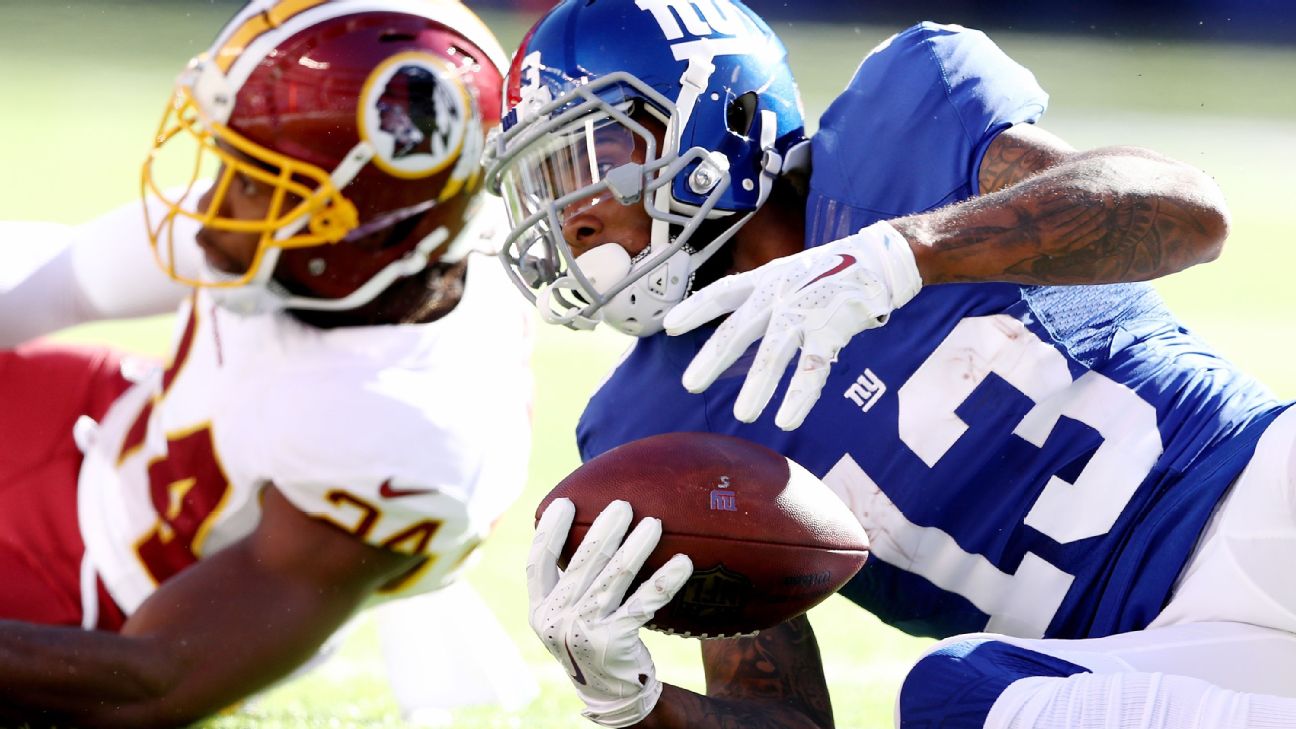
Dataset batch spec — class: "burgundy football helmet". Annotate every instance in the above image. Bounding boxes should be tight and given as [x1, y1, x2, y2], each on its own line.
[142, 0, 505, 312]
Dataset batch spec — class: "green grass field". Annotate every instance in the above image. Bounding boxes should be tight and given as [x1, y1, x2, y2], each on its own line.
[1, 2, 1293, 727]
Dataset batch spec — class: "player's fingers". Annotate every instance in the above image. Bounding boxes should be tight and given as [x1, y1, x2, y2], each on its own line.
[680, 302, 771, 394]
[663, 271, 757, 335]
[559, 499, 633, 601]
[526, 498, 576, 608]
[774, 329, 846, 431]
[618, 554, 693, 625]
[583, 516, 662, 620]
[732, 312, 802, 423]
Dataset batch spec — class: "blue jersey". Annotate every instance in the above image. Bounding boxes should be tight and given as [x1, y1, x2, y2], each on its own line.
[577, 23, 1289, 641]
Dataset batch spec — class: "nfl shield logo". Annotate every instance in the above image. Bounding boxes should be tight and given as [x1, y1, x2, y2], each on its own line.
[656, 564, 752, 632]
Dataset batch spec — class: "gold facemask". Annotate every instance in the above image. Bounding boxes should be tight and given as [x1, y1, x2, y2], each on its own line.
[140, 78, 360, 288]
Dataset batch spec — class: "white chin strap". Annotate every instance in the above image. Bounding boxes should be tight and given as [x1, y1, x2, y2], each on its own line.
[209, 225, 450, 316]
[536, 243, 692, 336]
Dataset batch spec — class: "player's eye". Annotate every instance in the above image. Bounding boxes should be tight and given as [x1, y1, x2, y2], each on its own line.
[237, 173, 260, 197]
[592, 131, 637, 179]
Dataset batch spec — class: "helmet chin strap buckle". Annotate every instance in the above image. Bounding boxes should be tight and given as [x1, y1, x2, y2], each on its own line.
[760, 148, 783, 177]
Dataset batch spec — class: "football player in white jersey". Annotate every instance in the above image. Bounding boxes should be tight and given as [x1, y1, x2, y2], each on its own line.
[0, 1, 533, 725]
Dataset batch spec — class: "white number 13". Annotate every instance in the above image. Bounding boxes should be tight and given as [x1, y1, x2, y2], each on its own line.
[824, 315, 1163, 638]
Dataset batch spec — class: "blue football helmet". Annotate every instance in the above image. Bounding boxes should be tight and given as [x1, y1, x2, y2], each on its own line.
[484, 0, 806, 335]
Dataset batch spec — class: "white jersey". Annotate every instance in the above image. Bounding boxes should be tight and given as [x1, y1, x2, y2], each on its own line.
[77, 253, 533, 615]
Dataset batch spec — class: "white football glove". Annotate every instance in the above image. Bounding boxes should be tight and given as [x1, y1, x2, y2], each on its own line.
[528, 498, 693, 728]
[663, 220, 922, 431]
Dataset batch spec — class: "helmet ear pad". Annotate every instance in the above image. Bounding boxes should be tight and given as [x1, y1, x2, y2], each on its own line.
[685, 216, 741, 291]
[272, 172, 477, 302]
[277, 200, 474, 329]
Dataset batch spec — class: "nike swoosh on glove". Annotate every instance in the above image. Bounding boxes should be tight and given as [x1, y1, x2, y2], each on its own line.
[663, 220, 922, 431]
[527, 498, 693, 728]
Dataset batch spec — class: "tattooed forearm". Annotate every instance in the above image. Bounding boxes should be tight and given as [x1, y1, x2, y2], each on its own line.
[942, 179, 1212, 284]
[998, 191, 1198, 282]
[899, 148, 1229, 286]
[704, 616, 831, 715]
[640, 616, 832, 729]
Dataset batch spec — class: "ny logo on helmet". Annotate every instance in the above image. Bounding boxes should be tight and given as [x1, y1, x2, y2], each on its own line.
[637, 0, 759, 44]
[513, 51, 554, 126]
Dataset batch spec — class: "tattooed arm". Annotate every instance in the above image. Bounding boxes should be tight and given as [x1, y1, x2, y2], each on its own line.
[637, 616, 833, 729]
[893, 123, 1230, 285]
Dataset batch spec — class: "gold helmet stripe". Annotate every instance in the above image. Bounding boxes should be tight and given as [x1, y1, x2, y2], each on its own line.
[213, 0, 330, 73]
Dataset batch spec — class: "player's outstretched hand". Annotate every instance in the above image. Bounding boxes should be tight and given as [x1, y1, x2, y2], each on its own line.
[527, 498, 693, 728]
[664, 221, 921, 431]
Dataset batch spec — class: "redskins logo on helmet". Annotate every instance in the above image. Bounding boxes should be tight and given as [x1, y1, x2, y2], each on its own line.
[142, 0, 505, 313]
[359, 52, 471, 180]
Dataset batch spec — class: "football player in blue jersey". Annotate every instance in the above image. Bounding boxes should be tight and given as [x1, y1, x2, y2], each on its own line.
[486, 1, 1296, 728]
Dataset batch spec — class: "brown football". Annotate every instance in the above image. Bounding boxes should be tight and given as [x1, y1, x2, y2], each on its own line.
[537, 432, 869, 638]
